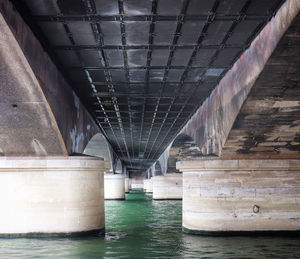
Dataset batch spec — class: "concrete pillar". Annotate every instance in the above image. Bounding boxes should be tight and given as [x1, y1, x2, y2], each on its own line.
[177, 159, 300, 235]
[131, 180, 143, 190]
[104, 174, 125, 200]
[145, 178, 153, 193]
[125, 178, 130, 193]
[143, 179, 148, 190]
[152, 174, 182, 200]
[0, 156, 105, 236]
[129, 179, 132, 190]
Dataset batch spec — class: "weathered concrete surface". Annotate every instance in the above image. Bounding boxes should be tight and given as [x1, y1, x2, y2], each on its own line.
[152, 174, 182, 200]
[178, 159, 300, 233]
[0, 156, 105, 235]
[0, 0, 99, 156]
[167, 134, 201, 173]
[104, 174, 125, 200]
[0, 8, 66, 156]
[222, 13, 300, 159]
[180, 0, 300, 156]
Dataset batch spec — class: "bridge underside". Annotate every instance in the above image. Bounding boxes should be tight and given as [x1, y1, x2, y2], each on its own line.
[12, 0, 285, 172]
[176, 3, 300, 235]
[222, 14, 300, 159]
[1, 0, 300, 237]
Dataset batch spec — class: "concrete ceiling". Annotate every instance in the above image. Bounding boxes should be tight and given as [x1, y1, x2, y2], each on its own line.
[13, 0, 285, 171]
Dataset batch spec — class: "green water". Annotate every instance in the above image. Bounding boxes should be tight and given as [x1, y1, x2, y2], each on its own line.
[1, 190, 300, 258]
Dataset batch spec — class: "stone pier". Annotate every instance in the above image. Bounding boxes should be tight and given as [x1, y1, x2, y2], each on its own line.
[143, 179, 148, 191]
[152, 174, 182, 200]
[0, 156, 105, 236]
[104, 174, 125, 200]
[145, 178, 153, 193]
[131, 180, 144, 190]
[125, 178, 130, 193]
[177, 159, 300, 235]
[128, 179, 132, 190]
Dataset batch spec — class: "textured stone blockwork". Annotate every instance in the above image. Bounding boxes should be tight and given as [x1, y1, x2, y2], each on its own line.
[177, 159, 300, 234]
[104, 174, 125, 200]
[152, 174, 182, 200]
[0, 156, 105, 236]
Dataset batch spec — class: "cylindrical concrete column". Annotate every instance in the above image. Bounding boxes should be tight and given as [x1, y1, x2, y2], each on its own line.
[104, 174, 125, 200]
[128, 179, 132, 190]
[143, 179, 148, 190]
[125, 178, 130, 193]
[145, 178, 153, 193]
[0, 156, 105, 236]
[177, 159, 300, 235]
[131, 180, 143, 190]
[152, 174, 182, 200]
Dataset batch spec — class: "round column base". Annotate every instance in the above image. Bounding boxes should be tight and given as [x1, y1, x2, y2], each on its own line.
[0, 156, 105, 235]
[104, 174, 125, 200]
[152, 174, 182, 200]
[178, 159, 300, 234]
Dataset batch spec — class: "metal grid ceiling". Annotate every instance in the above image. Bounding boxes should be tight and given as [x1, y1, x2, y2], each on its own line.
[15, 0, 285, 171]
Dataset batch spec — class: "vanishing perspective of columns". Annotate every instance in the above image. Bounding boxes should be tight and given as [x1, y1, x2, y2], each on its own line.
[1, 0, 300, 242]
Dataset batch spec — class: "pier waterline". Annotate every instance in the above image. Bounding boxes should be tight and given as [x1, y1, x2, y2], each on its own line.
[1, 190, 300, 258]
[0, 0, 300, 256]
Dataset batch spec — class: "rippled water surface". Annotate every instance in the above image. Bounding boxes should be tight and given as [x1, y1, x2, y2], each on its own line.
[1, 190, 300, 258]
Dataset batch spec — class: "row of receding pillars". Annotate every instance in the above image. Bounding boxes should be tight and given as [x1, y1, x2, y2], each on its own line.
[0, 156, 183, 236]
[1, 157, 299, 236]
[104, 173, 183, 200]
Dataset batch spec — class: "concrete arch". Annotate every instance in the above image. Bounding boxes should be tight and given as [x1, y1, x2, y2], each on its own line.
[154, 161, 163, 176]
[167, 133, 200, 173]
[147, 167, 153, 179]
[83, 133, 113, 172]
[114, 159, 123, 174]
[122, 164, 128, 177]
[0, 0, 101, 157]
[147, 164, 155, 178]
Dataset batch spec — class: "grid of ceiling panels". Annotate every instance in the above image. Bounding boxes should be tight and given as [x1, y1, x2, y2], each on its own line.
[17, 0, 284, 171]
